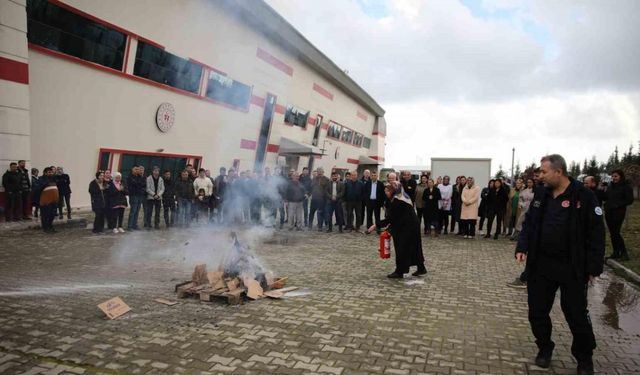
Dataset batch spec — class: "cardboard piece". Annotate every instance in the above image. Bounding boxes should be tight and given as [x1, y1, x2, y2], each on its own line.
[176, 282, 195, 298]
[226, 278, 240, 291]
[207, 271, 223, 285]
[269, 277, 288, 289]
[213, 279, 227, 291]
[154, 298, 179, 306]
[244, 279, 264, 300]
[264, 290, 284, 299]
[264, 272, 275, 287]
[98, 297, 131, 319]
[273, 286, 299, 294]
[192, 264, 208, 285]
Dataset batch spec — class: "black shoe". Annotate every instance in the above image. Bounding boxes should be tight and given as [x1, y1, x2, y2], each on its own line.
[535, 350, 552, 369]
[326, 228, 333, 233]
[493, 234, 499, 240]
[339, 227, 343, 233]
[577, 360, 594, 375]
[412, 267, 427, 277]
[387, 272, 404, 279]
[484, 234, 491, 238]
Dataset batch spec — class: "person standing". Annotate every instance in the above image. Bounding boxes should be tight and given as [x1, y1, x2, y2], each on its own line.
[107, 172, 127, 233]
[506, 178, 523, 237]
[452, 176, 467, 235]
[309, 167, 329, 230]
[2, 162, 22, 222]
[324, 171, 345, 233]
[162, 170, 176, 228]
[144, 166, 164, 229]
[515, 154, 604, 375]
[286, 172, 306, 230]
[507, 177, 540, 288]
[484, 179, 508, 239]
[422, 178, 442, 237]
[88, 171, 107, 234]
[400, 171, 417, 203]
[478, 179, 494, 234]
[365, 171, 385, 233]
[31, 168, 40, 218]
[343, 171, 364, 232]
[300, 167, 312, 227]
[126, 166, 146, 230]
[17, 160, 31, 219]
[367, 181, 427, 278]
[214, 167, 227, 223]
[175, 170, 195, 227]
[603, 169, 634, 261]
[583, 176, 605, 207]
[360, 169, 371, 226]
[55, 167, 72, 220]
[437, 176, 453, 234]
[460, 177, 481, 238]
[415, 175, 428, 234]
[36, 167, 59, 233]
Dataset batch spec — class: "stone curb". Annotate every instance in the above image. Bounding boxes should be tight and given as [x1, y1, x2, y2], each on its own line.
[606, 259, 640, 285]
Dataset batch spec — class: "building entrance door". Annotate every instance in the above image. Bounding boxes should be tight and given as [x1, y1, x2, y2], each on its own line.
[254, 94, 276, 170]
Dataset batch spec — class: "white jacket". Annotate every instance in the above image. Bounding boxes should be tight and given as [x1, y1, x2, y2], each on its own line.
[146, 175, 165, 200]
[193, 176, 213, 197]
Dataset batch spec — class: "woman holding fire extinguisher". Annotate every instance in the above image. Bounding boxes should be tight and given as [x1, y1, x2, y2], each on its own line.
[367, 181, 427, 278]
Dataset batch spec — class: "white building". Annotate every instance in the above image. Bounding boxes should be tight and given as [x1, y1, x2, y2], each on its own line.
[0, 0, 386, 208]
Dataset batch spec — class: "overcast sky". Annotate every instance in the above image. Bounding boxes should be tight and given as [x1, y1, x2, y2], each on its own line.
[266, 0, 640, 174]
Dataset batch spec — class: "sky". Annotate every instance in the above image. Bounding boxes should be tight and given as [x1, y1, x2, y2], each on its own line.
[265, 0, 640, 174]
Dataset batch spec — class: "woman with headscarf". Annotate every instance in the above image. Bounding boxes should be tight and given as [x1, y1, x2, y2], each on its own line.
[368, 181, 427, 278]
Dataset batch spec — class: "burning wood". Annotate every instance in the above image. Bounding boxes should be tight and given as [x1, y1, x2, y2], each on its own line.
[175, 232, 294, 305]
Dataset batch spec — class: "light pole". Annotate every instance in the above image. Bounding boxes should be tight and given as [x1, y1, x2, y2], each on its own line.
[511, 147, 515, 180]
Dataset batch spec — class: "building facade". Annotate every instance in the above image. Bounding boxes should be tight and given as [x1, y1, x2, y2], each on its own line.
[0, 0, 386, 208]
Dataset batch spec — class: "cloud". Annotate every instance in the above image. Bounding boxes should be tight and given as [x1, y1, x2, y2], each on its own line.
[265, 0, 640, 172]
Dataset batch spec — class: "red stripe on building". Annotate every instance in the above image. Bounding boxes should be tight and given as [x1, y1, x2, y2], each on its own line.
[372, 131, 386, 137]
[347, 158, 360, 165]
[370, 156, 385, 162]
[267, 144, 280, 153]
[313, 83, 333, 100]
[0, 56, 29, 84]
[256, 47, 293, 76]
[240, 139, 257, 150]
[307, 116, 316, 125]
[321, 122, 329, 130]
[275, 104, 286, 115]
[357, 110, 368, 121]
[250, 95, 265, 107]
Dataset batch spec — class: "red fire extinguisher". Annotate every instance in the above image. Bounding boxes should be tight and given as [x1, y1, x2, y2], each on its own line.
[379, 231, 391, 259]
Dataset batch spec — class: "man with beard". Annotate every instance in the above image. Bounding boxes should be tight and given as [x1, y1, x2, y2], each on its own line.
[515, 154, 603, 375]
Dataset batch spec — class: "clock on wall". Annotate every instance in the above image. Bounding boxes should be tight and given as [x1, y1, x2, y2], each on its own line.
[156, 102, 175, 133]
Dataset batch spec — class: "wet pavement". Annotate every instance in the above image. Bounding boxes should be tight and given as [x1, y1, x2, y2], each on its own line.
[0, 224, 639, 374]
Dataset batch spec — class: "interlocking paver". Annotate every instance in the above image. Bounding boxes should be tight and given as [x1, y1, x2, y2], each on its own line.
[0, 226, 638, 375]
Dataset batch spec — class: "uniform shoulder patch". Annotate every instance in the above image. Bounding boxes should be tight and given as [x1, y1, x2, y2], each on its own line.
[595, 207, 603, 216]
[533, 200, 541, 208]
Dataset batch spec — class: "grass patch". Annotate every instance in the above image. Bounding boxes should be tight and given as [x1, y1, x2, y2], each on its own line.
[606, 201, 640, 275]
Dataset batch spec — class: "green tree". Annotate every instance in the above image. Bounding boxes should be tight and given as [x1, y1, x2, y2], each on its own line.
[523, 162, 537, 180]
[514, 162, 522, 179]
[568, 161, 581, 178]
[586, 156, 600, 183]
[494, 164, 507, 179]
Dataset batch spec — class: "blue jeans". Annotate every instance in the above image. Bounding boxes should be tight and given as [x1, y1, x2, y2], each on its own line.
[325, 200, 344, 229]
[177, 198, 192, 226]
[127, 195, 144, 229]
[302, 196, 309, 226]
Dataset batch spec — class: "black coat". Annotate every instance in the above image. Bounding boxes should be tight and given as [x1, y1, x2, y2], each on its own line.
[2, 170, 21, 193]
[401, 179, 417, 202]
[604, 181, 634, 212]
[451, 184, 464, 218]
[516, 178, 605, 282]
[107, 182, 128, 208]
[18, 167, 31, 191]
[88, 180, 106, 212]
[379, 198, 425, 273]
[478, 187, 490, 216]
[485, 186, 508, 214]
[162, 177, 175, 201]
[422, 187, 441, 222]
[287, 181, 306, 202]
[175, 178, 195, 200]
[126, 174, 146, 197]
[56, 174, 71, 195]
[365, 180, 385, 205]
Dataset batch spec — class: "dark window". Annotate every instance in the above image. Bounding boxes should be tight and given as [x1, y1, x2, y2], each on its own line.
[341, 128, 353, 143]
[133, 42, 202, 94]
[284, 105, 309, 128]
[327, 121, 342, 139]
[98, 152, 110, 171]
[363, 137, 372, 149]
[206, 71, 251, 109]
[353, 133, 363, 147]
[119, 154, 188, 181]
[27, 0, 127, 71]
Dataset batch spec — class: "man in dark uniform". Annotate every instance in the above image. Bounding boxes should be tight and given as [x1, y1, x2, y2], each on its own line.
[515, 154, 604, 375]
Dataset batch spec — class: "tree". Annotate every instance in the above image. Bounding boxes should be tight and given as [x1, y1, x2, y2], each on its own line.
[582, 158, 588, 175]
[494, 164, 507, 179]
[586, 156, 600, 183]
[514, 162, 522, 179]
[523, 162, 537, 180]
[568, 161, 581, 178]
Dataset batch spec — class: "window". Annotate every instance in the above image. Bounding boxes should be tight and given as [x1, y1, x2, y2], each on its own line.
[284, 105, 309, 128]
[353, 133, 363, 147]
[119, 154, 189, 180]
[133, 42, 202, 94]
[341, 128, 353, 143]
[98, 152, 111, 171]
[363, 137, 372, 149]
[327, 121, 342, 139]
[27, 0, 127, 71]
[206, 71, 251, 109]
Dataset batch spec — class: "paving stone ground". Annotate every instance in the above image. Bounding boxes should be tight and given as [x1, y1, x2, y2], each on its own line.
[0, 223, 639, 375]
